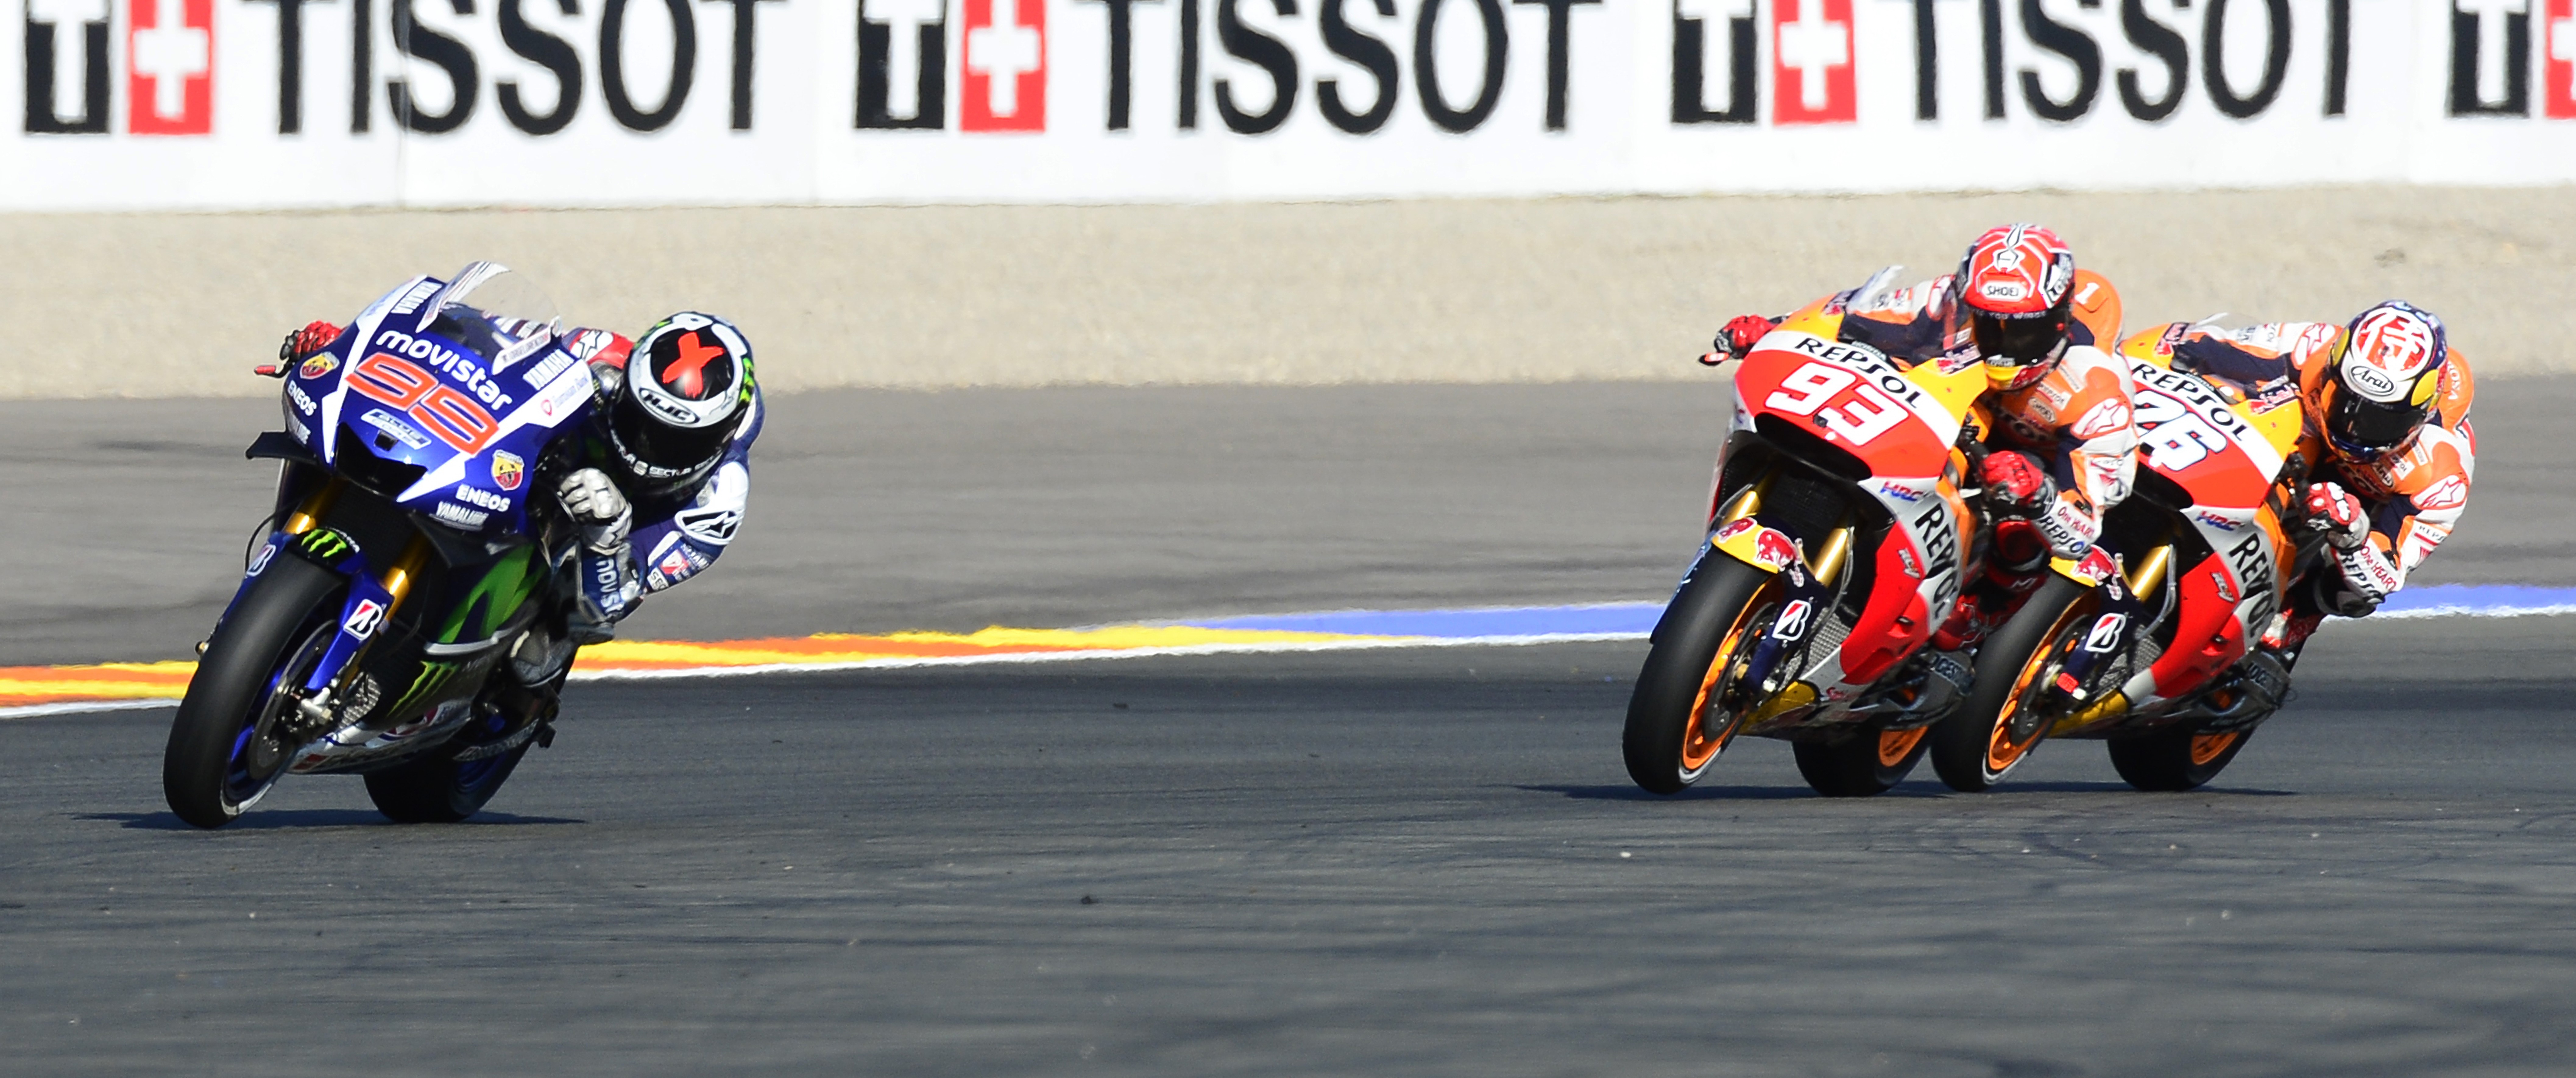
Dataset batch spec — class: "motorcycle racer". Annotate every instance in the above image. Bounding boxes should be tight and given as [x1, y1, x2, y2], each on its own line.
[1714, 224, 2139, 648]
[2148, 301, 2474, 653]
[280, 311, 761, 644]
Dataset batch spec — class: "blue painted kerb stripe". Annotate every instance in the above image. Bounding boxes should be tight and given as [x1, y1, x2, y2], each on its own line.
[1184, 584, 2576, 639]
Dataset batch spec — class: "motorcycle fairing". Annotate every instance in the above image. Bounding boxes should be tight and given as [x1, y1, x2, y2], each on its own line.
[296, 275, 595, 538]
[1712, 329, 1984, 730]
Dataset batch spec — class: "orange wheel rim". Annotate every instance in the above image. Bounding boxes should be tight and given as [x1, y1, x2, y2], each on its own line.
[1987, 604, 2087, 775]
[1876, 727, 1928, 767]
[1679, 581, 1779, 772]
[2189, 731, 2241, 766]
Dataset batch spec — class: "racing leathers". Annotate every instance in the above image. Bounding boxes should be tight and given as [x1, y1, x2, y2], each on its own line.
[1746, 270, 2141, 648]
[555, 328, 761, 642]
[2157, 321, 2476, 647]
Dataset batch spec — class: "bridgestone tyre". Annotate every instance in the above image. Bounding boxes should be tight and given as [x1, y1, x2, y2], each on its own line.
[364, 742, 532, 823]
[2108, 725, 2255, 792]
[1623, 554, 1775, 795]
[1793, 725, 1933, 798]
[163, 555, 346, 829]
[1933, 576, 2088, 793]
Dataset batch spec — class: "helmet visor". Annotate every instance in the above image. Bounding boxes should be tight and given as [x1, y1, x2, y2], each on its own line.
[1971, 313, 2063, 367]
[2328, 387, 2425, 457]
[610, 393, 734, 481]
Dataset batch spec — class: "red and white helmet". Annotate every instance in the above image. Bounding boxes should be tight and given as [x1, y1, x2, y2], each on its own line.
[2312, 301, 2449, 461]
[1953, 224, 2078, 390]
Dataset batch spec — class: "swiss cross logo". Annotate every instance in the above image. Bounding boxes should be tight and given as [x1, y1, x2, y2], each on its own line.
[1771, 0, 1852, 125]
[960, 0, 1043, 132]
[2550, 0, 2576, 118]
[127, 0, 211, 135]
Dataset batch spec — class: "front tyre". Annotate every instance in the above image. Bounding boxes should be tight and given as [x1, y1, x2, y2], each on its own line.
[1622, 554, 1776, 795]
[1932, 576, 2088, 793]
[2108, 725, 2253, 792]
[1793, 725, 1932, 798]
[163, 555, 346, 829]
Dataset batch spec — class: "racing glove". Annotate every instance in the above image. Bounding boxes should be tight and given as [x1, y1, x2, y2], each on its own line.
[2302, 482, 2369, 551]
[280, 320, 341, 361]
[2326, 543, 2401, 618]
[1980, 451, 2055, 513]
[1718, 315, 1777, 361]
[559, 468, 632, 555]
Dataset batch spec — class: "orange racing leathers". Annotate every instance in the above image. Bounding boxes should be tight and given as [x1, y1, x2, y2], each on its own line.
[1760, 270, 2139, 646]
[2155, 320, 2476, 628]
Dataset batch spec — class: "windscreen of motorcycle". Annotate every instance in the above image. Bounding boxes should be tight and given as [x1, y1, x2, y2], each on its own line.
[293, 265, 598, 534]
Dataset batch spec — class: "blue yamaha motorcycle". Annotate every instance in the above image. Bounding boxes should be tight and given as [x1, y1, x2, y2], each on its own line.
[164, 263, 600, 828]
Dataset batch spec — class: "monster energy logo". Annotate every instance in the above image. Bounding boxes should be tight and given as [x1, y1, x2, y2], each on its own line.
[296, 529, 357, 562]
[437, 548, 542, 645]
[378, 661, 468, 722]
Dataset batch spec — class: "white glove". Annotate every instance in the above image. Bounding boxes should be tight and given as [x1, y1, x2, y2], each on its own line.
[559, 468, 632, 555]
[2330, 543, 2401, 616]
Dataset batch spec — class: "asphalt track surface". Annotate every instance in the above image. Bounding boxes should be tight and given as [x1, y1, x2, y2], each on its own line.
[4, 383, 2573, 1073]
[8, 378, 2576, 664]
[4, 617, 2574, 1076]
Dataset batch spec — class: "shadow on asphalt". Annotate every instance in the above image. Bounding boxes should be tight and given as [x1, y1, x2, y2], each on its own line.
[1522, 780, 2298, 800]
[80, 810, 587, 831]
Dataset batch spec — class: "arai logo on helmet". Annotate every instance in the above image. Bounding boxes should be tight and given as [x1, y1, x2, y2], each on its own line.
[2344, 361, 2401, 402]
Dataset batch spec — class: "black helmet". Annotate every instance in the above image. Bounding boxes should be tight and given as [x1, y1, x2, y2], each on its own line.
[607, 313, 753, 490]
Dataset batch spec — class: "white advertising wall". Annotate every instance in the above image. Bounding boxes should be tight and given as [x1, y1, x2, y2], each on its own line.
[2, 0, 2571, 208]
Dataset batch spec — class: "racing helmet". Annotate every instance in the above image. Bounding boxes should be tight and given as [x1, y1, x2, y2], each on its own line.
[2312, 301, 2447, 462]
[607, 313, 754, 490]
[1953, 224, 2078, 391]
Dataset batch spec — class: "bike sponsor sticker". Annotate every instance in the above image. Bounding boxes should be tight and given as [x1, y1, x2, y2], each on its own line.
[453, 484, 510, 512]
[343, 599, 386, 638]
[2082, 613, 2127, 652]
[359, 408, 433, 449]
[432, 502, 490, 529]
[296, 353, 338, 380]
[1772, 599, 1813, 641]
[246, 540, 279, 576]
[491, 451, 525, 491]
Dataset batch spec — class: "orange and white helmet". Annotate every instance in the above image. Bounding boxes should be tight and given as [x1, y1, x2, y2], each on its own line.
[1953, 224, 2078, 390]
[2312, 301, 2448, 462]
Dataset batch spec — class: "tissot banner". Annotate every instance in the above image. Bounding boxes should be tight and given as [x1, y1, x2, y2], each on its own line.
[5, 0, 2572, 207]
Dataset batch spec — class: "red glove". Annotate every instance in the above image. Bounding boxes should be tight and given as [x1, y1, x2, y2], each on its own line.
[1980, 451, 2054, 511]
[1718, 315, 1776, 359]
[280, 320, 341, 362]
[2303, 482, 2367, 551]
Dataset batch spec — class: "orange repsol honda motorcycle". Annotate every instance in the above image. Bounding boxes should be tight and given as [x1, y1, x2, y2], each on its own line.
[1932, 324, 2313, 792]
[1623, 289, 1986, 798]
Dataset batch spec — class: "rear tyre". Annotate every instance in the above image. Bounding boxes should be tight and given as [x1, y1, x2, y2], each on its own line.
[1793, 725, 1932, 798]
[1622, 554, 1775, 794]
[1932, 576, 2088, 793]
[365, 743, 531, 823]
[163, 556, 346, 829]
[2108, 725, 2254, 792]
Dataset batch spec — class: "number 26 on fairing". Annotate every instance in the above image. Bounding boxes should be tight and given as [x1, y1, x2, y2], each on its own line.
[344, 352, 501, 454]
[1762, 362, 1908, 446]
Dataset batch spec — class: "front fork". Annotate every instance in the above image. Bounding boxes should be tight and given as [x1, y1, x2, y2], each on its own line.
[227, 477, 434, 720]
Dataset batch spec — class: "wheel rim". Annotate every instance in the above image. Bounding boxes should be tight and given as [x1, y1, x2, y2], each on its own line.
[2189, 731, 2241, 766]
[1986, 605, 2087, 779]
[1877, 727, 1929, 767]
[222, 619, 334, 810]
[1679, 581, 1781, 774]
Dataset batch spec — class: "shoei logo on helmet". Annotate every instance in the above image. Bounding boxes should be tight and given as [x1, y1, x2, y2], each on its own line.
[1959, 224, 2073, 318]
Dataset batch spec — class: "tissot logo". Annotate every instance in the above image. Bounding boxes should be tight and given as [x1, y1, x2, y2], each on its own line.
[2547, 0, 2576, 117]
[1768, 0, 1847, 125]
[128, 0, 210, 133]
[961, 0, 1043, 129]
